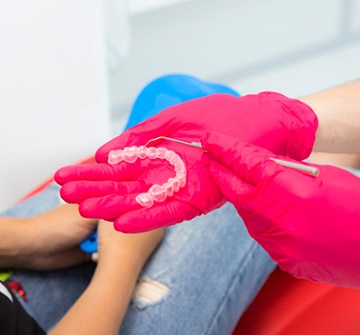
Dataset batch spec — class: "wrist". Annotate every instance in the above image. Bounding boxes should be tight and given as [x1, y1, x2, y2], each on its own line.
[0, 218, 32, 267]
[95, 226, 163, 275]
[93, 253, 143, 295]
[96, 246, 146, 275]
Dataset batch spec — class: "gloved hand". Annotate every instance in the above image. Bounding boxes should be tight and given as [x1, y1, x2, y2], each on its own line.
[201, 131, 360, 289]
[55, 92, 318, 232]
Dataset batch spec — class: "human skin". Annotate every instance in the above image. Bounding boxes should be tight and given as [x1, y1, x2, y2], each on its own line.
[0, 203, 163, 335]
[301, 79, 360, 154]
[0, 204, 97, 270]
[49, 221, 163, 335]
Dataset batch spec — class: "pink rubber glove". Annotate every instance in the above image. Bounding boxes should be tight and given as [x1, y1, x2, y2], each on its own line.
[202, 131, 360, 288]
[55, 92, 317, 232]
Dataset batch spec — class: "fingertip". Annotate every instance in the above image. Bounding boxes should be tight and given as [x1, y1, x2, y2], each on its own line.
[53, 170, 62, 185]
[91, 252, 99, 262]
[54, 166, 70, 185]
[78, 196, 124, 221]
[95, 135, 128, 163]
[78, 199, 103, 220]
[59, 184, 78, 204]
[113, 209, 164, 233]
[95, 148, 109, 163]
[113, 217, 148, 233]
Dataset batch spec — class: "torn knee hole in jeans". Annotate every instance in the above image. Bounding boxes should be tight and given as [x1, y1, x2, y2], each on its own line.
[132, 278, 169, 307]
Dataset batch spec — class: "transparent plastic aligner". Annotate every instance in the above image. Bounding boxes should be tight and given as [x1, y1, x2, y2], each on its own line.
[138, 146, 148, 159]
[169, 152, 181, 166]
[156, 147, 167, 159]
[123, 146, 139, 163]
[147, 147, 157, 159]
[164, 182, 174, 197]
[178, 172, 186, 187]
[149, 184, 167, 202]
[108, 145, 187, 208]
[136, 193, 154, 208]
[172, 178, 181, 192]
[164, 150, 175, 162]
[108, 149, 124, 164]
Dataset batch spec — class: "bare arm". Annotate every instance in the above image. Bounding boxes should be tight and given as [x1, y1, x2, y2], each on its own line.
[49, 222, 163, 335]
[299, 79, 360, 154]
[0, 205, 97, 269]
[0, 204, 162, 334]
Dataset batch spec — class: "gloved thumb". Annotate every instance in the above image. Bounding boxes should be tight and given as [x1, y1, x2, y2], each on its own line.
[201, 131, 279, 186]
[201, 152, 256, 214]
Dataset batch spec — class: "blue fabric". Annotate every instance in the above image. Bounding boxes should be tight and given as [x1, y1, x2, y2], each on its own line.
[125, 73, 240, 129]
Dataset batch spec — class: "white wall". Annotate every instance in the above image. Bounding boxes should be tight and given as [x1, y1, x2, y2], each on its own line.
[109, 0, 360, 130]
[1, 0, 359, 211]
[0, 1, 112, 211]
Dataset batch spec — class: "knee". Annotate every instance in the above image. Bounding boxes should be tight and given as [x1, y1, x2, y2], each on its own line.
[132, 278, 169, 309]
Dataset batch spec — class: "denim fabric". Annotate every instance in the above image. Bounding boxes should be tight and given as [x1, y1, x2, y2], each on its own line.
[3, 184, 275, 334]
[3, 184, 96, 331]
[120, 204, 275, 335]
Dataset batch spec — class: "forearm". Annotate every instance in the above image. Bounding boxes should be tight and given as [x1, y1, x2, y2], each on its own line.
[0, 218, 29, 268]
[310, 152, 360, 168]
[0, 205, 95, 270]
[49, 256, 142, 335]
[299, 79, 360, 154]
[49, 226, 163, 335]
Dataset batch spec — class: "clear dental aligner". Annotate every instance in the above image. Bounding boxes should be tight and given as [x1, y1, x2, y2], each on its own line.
[108, 146, 186, 208]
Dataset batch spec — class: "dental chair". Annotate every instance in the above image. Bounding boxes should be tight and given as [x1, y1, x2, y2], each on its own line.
[232, 267, 360, 334]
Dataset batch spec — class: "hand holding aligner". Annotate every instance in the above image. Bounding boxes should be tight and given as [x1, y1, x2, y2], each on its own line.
[108, 146, 187, 208]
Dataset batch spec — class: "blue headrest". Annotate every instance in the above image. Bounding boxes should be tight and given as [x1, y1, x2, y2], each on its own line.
[124, 73, 240, 130]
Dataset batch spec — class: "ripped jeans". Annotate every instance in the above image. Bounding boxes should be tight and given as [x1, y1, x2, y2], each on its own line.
[3, 183, 276, 335]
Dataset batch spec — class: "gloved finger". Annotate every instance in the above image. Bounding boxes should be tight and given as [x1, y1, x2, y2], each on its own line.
[78, 194, 142, 221]
[59, 180, 146, 203]
[55, 161, 144, 185]
[201, 131, 281, 186]
[202, 154, 258, 214]
[95, 95, 221, 163]
[113, 200, 202, 233]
